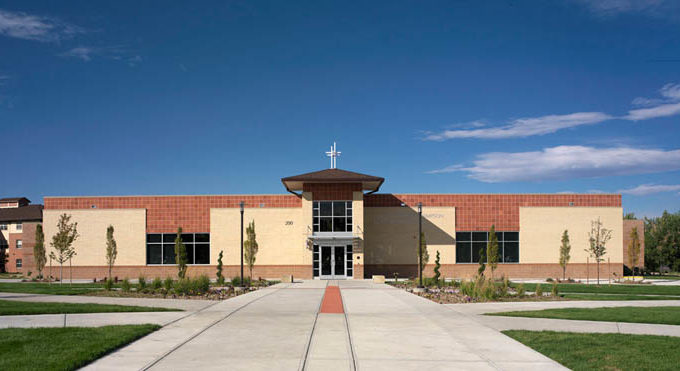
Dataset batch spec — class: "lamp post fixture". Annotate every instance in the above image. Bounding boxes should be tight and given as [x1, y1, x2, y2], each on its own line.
[417, 202, 423, 288]
[240, 201, 244, 286]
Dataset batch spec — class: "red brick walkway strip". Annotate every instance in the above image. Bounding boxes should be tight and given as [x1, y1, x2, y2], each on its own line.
[320, 286, 344, 313]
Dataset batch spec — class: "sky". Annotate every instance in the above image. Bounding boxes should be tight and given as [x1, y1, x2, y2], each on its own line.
[1, 0, 679, 218]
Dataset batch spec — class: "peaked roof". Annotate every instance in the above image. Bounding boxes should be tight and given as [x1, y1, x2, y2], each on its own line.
[0, 204, 43, 223]
[281, 168, 384, 194]
[0, 197, 30, 203]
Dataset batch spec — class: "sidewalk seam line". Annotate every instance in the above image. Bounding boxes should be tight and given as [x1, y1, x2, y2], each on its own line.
[340, 284, 358, 371]
[299, 280, 328, 371]
[140, 284, 291, 371]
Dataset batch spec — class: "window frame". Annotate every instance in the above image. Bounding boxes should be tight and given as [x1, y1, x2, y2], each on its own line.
[16, 223, 22, 231]
[16, 239, 22, 249]
[312, 201, 353, 233]
[145, 233, 210, 266]
[0, 223, 7, 230]
[16, 259, 22, 268]
[455, 231, 519, 264]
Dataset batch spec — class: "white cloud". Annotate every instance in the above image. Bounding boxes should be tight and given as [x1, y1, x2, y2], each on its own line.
[58, 46, 142, 66]
[626, 83, 680, 120]
[424, 112, 612, 140]
[574, 0, 680, 19]
[618, 184, 680, 195]
[429, 145, 680, 182]
[0, 8, 83, 42]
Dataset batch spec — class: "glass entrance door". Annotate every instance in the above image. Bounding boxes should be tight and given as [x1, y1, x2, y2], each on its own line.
[319, 245, 349, 279]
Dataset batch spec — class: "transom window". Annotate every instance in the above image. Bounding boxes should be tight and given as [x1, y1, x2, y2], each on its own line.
[455, 231, 519, 263]
[146, 233, 210, 265]
[313, 201, 353, 232]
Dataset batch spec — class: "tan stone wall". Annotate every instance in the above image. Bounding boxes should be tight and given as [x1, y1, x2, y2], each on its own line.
[364, 206, 455, 266]
[352, 191, 365, 276]
[519, 207, 623, 264]
[43, 209, 147, 266]
[210, 208, 307, 269]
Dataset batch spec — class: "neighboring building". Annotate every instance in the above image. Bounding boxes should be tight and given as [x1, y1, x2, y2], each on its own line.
[42, 166, 628, 280]
[623, 219, 645, 271]
[0, 197, 43, 273]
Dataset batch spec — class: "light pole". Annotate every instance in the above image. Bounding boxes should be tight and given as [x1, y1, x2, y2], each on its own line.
[417, 202, 423, 288]
[240, 201, 244, 286]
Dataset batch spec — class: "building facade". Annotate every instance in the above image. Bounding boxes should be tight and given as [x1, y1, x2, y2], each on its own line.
[0, 198, 43, 273]
[40, 168, 628, 280]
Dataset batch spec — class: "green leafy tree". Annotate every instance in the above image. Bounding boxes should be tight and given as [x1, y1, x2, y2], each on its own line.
[644, 211, 680, 272]
[0, 245, 7, 273]
[628, 227, 641, 275]
[433, 250, 441, 284]
[624, 213, 637, 220]
[105, 225, 117, 282]
[477, 247, 486, 276]
[417, 232, 430, 280]
[216, 250, 225, 285]
[559, 230, 571, 280]
[33, 224, 46, 279]
[585, 218, 612, 285]
[244, 221, 259, 279]
[49, 214, 79, 285]
[487, 225, 499, 278]
[174, 227, 188, 279]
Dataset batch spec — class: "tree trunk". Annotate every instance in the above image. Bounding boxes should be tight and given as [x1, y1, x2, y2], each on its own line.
[69, 258, 72, 287]
[563, 266, 566, 281]
[109, 265, 112, 282]
[597, 260, 600, 286]
[60, 263, 63, 286]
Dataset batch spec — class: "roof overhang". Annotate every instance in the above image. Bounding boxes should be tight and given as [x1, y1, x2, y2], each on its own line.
[281, 168, 384, 195]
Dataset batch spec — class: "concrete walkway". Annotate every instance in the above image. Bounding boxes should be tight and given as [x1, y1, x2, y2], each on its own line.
[84, 280, 565, 371]
[446, 299, 680, 315]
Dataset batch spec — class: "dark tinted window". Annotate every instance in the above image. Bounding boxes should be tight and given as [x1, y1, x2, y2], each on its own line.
[456, 242, 471, 263]
[472, 242, 486, 263]
[504, 232, 519, 241]
[504, 242, 519, 263]
[472, 232, 487, 241]
[163, 245, 176, 264]
[456, 232, 471, 242]
[195, 233, 210, 243]
[146, 244, 162, 264]
[163, 233, 176, 243]
[195, 245, 210, 264]
[147, 234, 161, 243]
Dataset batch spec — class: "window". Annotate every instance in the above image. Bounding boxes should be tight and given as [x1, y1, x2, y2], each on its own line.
[313, 201, 353, 232]
[16, 223, 22, 231]
[0, 224, 7, 230]
[16, 240, 22, 249]
[455, 231, 519, 263]
[146, 233, 210, 265]
[16, 259, 22, 268]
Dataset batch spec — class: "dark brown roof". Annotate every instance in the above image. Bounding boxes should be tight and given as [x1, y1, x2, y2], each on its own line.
[281, 168, 384, 193]
[0, 197, 30, 203]
[0, 204, 43, 223]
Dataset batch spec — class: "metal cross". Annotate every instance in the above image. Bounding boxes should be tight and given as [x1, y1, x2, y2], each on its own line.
[325, 142, 341, 169]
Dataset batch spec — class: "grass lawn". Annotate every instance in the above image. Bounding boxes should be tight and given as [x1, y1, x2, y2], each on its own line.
[511, 282, 680, 296]
[0, 299, 180, 315]
[0, 325, 160, 370]
[503, 330, 680, 371]
[561, 293, 680, 301]
[489, 306, 680, 325]
[644, 274, 680, 280]
[0, 282, 110, 295]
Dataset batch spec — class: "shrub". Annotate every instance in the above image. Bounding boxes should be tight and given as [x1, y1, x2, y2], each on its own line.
[231, 276, 251, 287]
[104, 278, 114, 291]
[535, 284, 544, 297]
[546, 277, 554, 282]
[152, 277, 163, 291]
[138, 275, 147, 291]
[164, 277, 174, 291]
[174, 278, 192, 295]
[499, 275, 509, 297]
[551, 281, 559, 297]
[121, 278, 131, 292]
[516, 283, 525, 297]
[460, 280, 475, 297]
[194, 275, 211, 294]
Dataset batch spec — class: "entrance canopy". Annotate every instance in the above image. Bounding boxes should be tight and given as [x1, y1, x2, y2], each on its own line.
[281, 168, 384, 195]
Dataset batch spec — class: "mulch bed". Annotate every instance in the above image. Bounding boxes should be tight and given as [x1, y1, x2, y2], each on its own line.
[391, 283, 568, 304]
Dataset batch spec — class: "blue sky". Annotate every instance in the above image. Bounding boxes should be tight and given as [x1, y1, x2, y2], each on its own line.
[1, 1, 679, 217]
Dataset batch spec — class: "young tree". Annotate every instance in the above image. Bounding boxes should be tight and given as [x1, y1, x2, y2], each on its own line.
[585, 218, 612, 285]
[216, 250, 225, 285]
[433, 250, 441, 284]
[477, 247, 486, 277]
[418, 232, 430, 279]
[628, 227, 641, 275]
[174, 227, 188, 279]
[244, 221, 259, 279]
[105, 225, 117, 282]
[34, 224, 46, 279]
[487, 225, 499, 278]
[559, 229, 571, 280]
[49, 214, 79, 285]
[624, 213, 637, 220]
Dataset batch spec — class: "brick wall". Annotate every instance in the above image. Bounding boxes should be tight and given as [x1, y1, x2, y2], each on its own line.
[45, 195, 301, 233]
[303, 183, 362, 200]
[365, 194, 621, 230]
